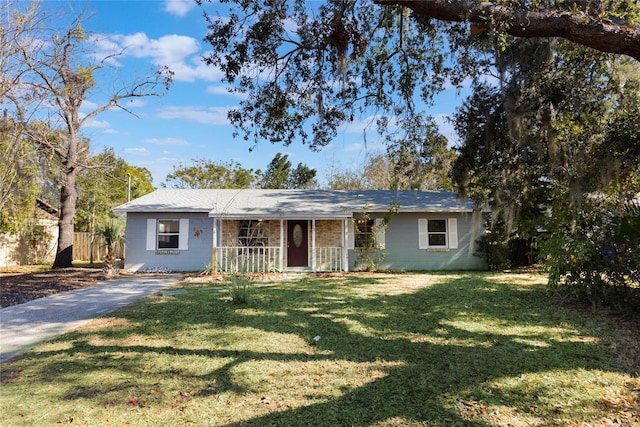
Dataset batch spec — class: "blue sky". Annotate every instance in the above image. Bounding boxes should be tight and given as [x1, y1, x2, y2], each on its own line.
[45, 0, 469, 186]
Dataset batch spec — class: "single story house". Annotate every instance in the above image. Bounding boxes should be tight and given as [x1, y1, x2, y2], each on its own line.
[113, 189, 487, 273]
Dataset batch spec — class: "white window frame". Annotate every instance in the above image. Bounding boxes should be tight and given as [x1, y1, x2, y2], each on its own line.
[427, 219, 447, 247]
[418, 218, 458, 250]
[146, 218, 189, 251]
[158, 219, 181, 249]
[354, 217, 374, 248]
[238, 220, 269, 252]
[349, 217, 386, 249]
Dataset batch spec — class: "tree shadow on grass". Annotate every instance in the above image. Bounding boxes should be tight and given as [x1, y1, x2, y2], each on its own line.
[6, 273, 634, 426]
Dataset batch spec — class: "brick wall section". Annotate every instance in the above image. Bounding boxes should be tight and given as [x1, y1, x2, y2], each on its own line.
[267, 220, 281, 246]
[314, 220, 342, 247]
[221, 220, 239, 246]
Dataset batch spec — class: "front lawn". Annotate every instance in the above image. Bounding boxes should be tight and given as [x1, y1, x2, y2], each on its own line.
[1, 272, 638, 426]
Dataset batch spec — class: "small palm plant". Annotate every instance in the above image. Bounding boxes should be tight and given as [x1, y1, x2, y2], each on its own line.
[225, 258, 253, 304]
[95, 218, 125, 274]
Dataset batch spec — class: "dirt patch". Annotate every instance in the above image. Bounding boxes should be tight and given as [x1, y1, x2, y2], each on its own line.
[0, 268, 110, 308]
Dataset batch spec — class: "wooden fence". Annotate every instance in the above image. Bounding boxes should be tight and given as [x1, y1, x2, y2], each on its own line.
[0, 231, 123, 267]
[73, 232, 124, 262]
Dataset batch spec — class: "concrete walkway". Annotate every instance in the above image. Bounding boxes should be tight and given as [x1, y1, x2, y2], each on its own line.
[0, 274, 182, 364]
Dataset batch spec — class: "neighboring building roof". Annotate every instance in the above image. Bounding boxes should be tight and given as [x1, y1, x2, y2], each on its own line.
[36, 197, 58, 216]
[113, 189, 480, 218]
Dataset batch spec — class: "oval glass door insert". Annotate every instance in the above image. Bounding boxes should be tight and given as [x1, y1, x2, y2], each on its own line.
[293, 224, 303, 248]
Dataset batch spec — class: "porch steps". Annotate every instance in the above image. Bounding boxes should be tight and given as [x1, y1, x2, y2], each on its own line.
[284, 267, 313, 274]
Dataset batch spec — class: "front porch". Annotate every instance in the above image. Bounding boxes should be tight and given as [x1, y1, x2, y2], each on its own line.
[214, 246, 344, 273]
[211, 218, 349, 273]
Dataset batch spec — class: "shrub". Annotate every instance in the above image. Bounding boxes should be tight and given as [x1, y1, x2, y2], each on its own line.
[225, 267, 252, 304]
[474, 233, 512, 271]
[94, 218, 125, 274]
[540, 197, 640, 312]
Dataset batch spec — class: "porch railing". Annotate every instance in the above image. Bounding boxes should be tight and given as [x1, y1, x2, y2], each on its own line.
[216, 247, 282, 273]
[315, 247, 342, 272]
[215, 246, 344, 273]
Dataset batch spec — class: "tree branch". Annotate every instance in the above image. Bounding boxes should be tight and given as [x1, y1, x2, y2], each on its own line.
[375, 0, 640, 61]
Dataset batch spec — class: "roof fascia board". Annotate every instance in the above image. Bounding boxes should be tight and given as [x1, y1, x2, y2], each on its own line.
[113, 208, 212, 213]
[209, 213, 351, 220]
[350, 208, 476, 213]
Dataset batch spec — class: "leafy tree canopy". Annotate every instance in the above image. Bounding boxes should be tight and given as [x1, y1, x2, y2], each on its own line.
[379, 0, 640, 60]
[450, 36, 639, 306]
[162, 153, 317, 189]
[199, 0, 638, 155]
[163, 158, 256, 189]
[0, 118, 41, 234]
[75, 148, 153, 232]
[200, 0, 451, 150]
[452, 38, 640, 230]
[258, 153, 318, 189]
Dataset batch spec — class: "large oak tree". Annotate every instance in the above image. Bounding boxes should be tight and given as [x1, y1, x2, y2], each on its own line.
[3, 2, 172, 268]
[199, 0, 638, 154]
[378, 0, 640, 61]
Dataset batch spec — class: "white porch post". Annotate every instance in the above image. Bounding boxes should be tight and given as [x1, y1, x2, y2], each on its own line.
[279, 217, 284, 272]
[311, 218, 316, 273]
[219, 220, 224, 270]
[212, 218, 218, 272]
[343, 219, 349, 272]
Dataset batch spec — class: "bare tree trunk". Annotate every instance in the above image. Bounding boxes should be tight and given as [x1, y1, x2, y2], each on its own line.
[52, 169, 77, 268]
[4, 4, 171, 270]
[52, 127, 79, 268]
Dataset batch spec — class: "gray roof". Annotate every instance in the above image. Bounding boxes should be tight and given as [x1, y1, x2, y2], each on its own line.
[113, 189, 478, 218]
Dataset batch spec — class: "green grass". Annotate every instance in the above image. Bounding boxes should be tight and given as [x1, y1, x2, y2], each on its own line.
[1, 272, 638, 426]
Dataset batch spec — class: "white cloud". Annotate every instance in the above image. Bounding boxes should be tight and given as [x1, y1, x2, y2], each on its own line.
[157, 105, 232, 125]
[283, 17, 298, 34]
[84, 119, 110, 129]
[92, 33, 225, 83]
[80, 100, 100, 111]
[167, 57, 224, 82]
[89, 35, 124, 66]
[206, 85, 248, 99]
[124, 147, 150, 155]
[144, 137, 190, 146]
[118, 33, 200, 66]
[121, 99, 147, 108]
[205, 85, 231, 96]
[164, 0, 196, 17]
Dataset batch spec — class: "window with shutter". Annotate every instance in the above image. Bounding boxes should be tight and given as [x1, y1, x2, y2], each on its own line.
[147, 218, 189, 251]
[418, 218, 458, 250]
[374, 218, 385, 249]
[354, 217, 375, 248]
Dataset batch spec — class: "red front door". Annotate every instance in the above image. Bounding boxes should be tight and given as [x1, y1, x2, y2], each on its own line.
[287, 220, 308, 267]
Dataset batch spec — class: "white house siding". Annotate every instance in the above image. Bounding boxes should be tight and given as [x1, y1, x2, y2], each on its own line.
[124, 212, 213, 272]
[348, 212, 486, 271]
[0, 219, 58, 267]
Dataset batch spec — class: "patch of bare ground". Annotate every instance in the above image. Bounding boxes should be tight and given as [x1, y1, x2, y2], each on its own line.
[0, 268, 112, 308]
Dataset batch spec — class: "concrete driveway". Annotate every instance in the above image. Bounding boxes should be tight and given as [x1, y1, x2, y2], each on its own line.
[0, 274, 182, 364]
